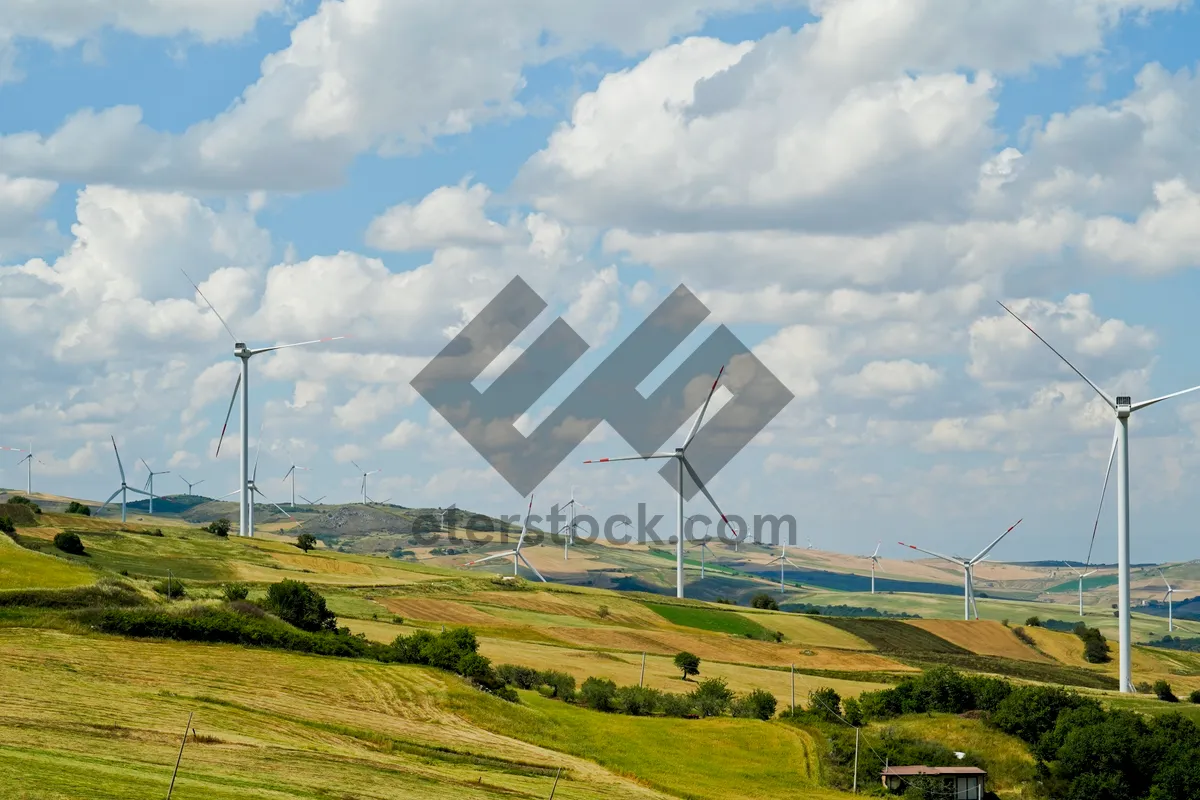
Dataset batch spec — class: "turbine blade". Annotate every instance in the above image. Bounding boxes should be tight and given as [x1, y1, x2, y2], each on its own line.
[468, 551, 517, 566]
[1131, 382, 1200, 412]
[216, 374, 242, 458]
[126, 487, 153, 497]
[871, 541, 881, 558]
[997, 301, 1115, 408]
[583, 453, 676, 463]
[972, 518, 1022, 563]
[1085, 421, 1119, 568]
[110, 436, 126, 483]
[519, 552, 548, 582]
[283, 466, 294, 481]
[899, 541, 964, 565]
[682, 365, 725, 452]
[219, 489, 240, 499]
[250, 335, 350, 355]
[256, 489, 292, 518]
[683, 458, 735, 536]
[180, 268, 239, 342]
[515, 495, 535, 551]
[98, 488, 122, 511]
[252, 420, 265, 481]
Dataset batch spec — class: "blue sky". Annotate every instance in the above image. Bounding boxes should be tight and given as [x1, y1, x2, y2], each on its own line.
[3, 0, 1200, 563]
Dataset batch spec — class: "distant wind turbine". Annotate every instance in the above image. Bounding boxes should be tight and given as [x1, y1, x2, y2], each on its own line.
[768, 542, 800, 594]
[141, 460, 170, 515]
[179, 475, 205, 496]
[219, 424, 290, 532]
[866, 541, 882, 594]
[557, 487, 587, 561]
[351, 461, 380, 505]
[97, 437, 154, 523]
[282, 455, 310, 508]
[585, 366, 736, 599]
[686, 516, 713, 579]
[299, 494, 326, 506]
[900, 519, 1023, 620]
[2, 442, 41, 495]
[182, 268, 347, 539]
[438, 503, 457, 531]
[465, 495, 545, 582]
[1159, 569, 1178, 632]
[1063, 562, 1098, 617]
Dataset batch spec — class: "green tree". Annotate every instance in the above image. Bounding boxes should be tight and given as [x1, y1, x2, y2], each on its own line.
[205, 518, 231, 537]
[616, 685, 661, 716]
[0, 516, 14, 535]
[750, 593, 780, 610]
[674, 651, 701, 681]
[1154, 680, 1178, 703]
[222, 583, 250, 602]
[265, 580, 337, 632]
[691, 677, 734, 717]
[733, 688, 777, 720]
[580, 677, 618, 712]
[53, 531, 85, 555]
[295, 533, 317, 552]
[66, 501, 92, 516]
[808, 686, 843, 722]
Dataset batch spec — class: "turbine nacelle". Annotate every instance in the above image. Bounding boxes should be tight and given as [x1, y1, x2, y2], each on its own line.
[1116, 396, 1132, 418]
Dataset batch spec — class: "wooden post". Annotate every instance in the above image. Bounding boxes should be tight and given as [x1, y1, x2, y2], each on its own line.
[639, 652, 646, 688]
[548, 766, 562, 798]
[852, 727, 860, 793]
[790, 663, 795, 713]
[165, 711, 193, 800]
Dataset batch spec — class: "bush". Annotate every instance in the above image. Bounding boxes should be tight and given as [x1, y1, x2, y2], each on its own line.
[1135, 681, 1154, 695]
[265, 580, 337, 633]
[991, 685, 1098, 745]
[808, 686, 843, 723]
[658, 692, 695, 718]
[1082, 638, 1109, 664]
[0, 516, 13, 535]
[580, 677, 618, 712]
[1012, 626, 1036, 645]
[597, 604, 610, 619]
[497, 664, 540, 690]
[1154, 680, 1178, 703]
[153, 577, 187, 599]
[1025, 616, 1042, 627]
[295, 533, 317, 552]
[750, 593, 780, 610]
[204, 518, 231, 537]
[53, 531, 85, 555]
[66, 501, 91, 516]
[616, 685, 661, 716]
[841, 696, 864, 726]
[674, 651, 701, 680]
[732, 688, 777, 720]
[692, 677, 734, 717]
[222, 583, 250, 602]
[9, 496, 41, 513]
[539, 670, 576, 701]
[1190, 689, 1200, 704]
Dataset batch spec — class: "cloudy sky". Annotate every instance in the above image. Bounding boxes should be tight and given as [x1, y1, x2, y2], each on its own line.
[3, 0, 1200, 563]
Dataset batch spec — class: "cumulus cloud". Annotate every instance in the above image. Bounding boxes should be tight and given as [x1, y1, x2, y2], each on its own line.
[366, 181, 511, 252]
[832, 360, 943, 398]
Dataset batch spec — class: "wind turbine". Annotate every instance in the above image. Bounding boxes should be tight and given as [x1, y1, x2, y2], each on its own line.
[299, 494, 326, 506]
[1063, 562, 1098, 617]
[557, 487, 587, 561]
[282, 455, 310, 508]
[999, 301, 1200, 692]
[438, 503, 457, 531]
[768, 542, 800, 594]
[140, 460, 170, 515]
[584, 366, 736, 599]
[179, 475, 205, 496]
[219, 425, 291, 533]
[97, 437, 154, 523]
[3, 442, 41, 495]
[182, 268, 346, 539]
[686, 515, 713, 579]
[806, 538, 814, 551]
[866, 541, 882, 594]
[900, 519, 1022, 620]
[1159, 569, 1178, 632]
[465, 495, 545, 581]
[351, 461, 380, 505]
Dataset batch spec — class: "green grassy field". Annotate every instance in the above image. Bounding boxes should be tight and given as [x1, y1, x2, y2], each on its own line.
[643, 602, 777, 639]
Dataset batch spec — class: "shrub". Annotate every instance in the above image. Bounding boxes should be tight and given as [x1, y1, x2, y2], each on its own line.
[841, 696, 864, 726]
[732, 688, 777, 720]
[674, 651, 701, 680]
[222, 583, 250, 602]
[580, 677, 618, 712]
[658, 692, 695, 718]
[1136, 681, 1154, 694]
[1025, 616, 1042, 627]
[692, 677, 734, 717]
[497, 664, 540, 690]
[9, 496, 41, 513]
[53, 531, 85, 555]
[1083, 638, 1109, 664]
[616, 685, 661, 716]
[539, 670, 576, 701]
[494, 685, 520, 703]
[1154, 680, 1178, 703]
[295, 533, 317, 552]
[66, 501, 91, 516]
[750, 593, 780, 610]
[204, 518, 231, 537]
[153, 577, 187, 599]
[227, 600, 266, 618]
[597, 604, 610, 619]
[265, 580, 337, 633]
[0, 516, 14, 535]
[808, 686, 843, 723]
[1012, 626, 1036, 645]
[991, 685, 1098, 745]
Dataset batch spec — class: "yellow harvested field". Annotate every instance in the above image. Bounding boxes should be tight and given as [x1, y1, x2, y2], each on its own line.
[1024, 627, 1092, 667]
[381, 598, 504, 625]
[542, 626, 913, 672]
[470, 591, 663, 627]
[907, 620, 1056, 663]
[737, 612, 875, 651]
[477, 638, 889, 705]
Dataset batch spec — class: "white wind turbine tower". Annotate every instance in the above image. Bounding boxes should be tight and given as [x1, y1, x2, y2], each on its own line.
[999, 301, 1200, 692]
[584, 366, 736, 599]
[806, 538, 814, 551]
[179, 475, 205, 496]
[465, 495, 545, 582]
[183, 269, 347, 540]
[557, 487, 587, 561]
[3, 442, 42, 496]
[97, 437, 154, 523]
[1159, 569, 1178, 632]
[686, 516, 713, 579]
[351, 462, 380, 505]
[900, 519, 1023, 621]
[140, 460, 170, 515]
[220, 431, 291, 533]
[438, 503, 457, 531]
[768, 541, 800, 594]
[866, 541, 882, 594]
[1063, 562, 1098, 617]
[282, 455, 310, 508]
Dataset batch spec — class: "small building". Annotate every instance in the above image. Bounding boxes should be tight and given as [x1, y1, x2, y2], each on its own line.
[881, 765, 987, 798]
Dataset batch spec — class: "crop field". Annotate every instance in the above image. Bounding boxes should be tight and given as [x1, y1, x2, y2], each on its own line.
[0, 535, 95, 590]
[908, 619, 1055, 662]
[644, 602, 777, 638]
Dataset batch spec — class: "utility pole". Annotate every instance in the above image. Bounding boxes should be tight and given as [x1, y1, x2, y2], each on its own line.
[852, 727, 860, 793]
[548, 766, 562, 798]
[165, 711, 194, 799]
[790, 663, 795, 714]
[639, 652, 646, 688]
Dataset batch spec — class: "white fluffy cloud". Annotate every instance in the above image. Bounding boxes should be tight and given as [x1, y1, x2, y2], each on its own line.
[366, 181, 511, 252]
[833, 360, 943, 398]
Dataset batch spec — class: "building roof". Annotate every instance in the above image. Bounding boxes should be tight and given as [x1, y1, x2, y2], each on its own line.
[882, 766, 987, 777]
